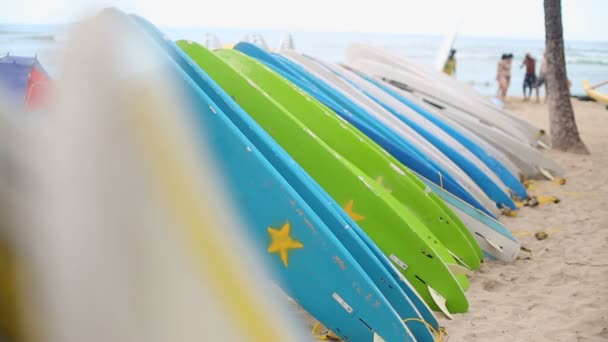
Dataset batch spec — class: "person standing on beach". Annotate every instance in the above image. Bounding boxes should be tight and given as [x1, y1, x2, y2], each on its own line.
[521, 53, 538, 102]
[443, 49, 457, 76]
[496, 54, 512, 100]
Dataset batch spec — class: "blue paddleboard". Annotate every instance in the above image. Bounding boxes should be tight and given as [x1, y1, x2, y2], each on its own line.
[131, 14, 414, 342]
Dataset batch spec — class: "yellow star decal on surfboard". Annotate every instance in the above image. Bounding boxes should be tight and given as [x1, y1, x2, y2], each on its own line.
[267, 222, 303, 267]
[343, 200, 365, 222]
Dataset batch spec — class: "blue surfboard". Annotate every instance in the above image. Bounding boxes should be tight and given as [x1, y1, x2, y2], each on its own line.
[235, 42, 495, 217]
[129, 14, 414, 342]
[278, 51, 516, 212]
[132, 17, 440, 340]
[324, 65, 517, 211]
[347, 67, 528, 200]
[253, 45, 519, 262]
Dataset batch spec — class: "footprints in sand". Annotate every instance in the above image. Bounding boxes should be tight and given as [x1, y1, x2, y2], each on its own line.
[481, 279, 502, 291]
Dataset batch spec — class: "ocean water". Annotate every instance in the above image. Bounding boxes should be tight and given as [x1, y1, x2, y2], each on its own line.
[1, 23, 607, 96]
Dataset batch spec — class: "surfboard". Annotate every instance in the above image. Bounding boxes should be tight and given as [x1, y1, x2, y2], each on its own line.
[423, 180, 521, 261]
[434, 30, 458, 71]
[254, 51, 503, 263]
[234, 42, 497, 218]
[253, 49, 519, 261]
[328, 62, 528, 201]
[12, 8, 311, 341]
[263, 53, 519, 261]
[583, 80, 608, 104]
[290, 58, 521, 260]
[386, 81, 562, 180]
[346, 43, 550, 148]
[352, 58, 563, 180]
[357, 70, 525, 187]
[180, 44, 471, 315]
[206, 44, 482, 270]
[280, 50, 516, 212]
[273, 50, 501, 214]
[130, 14, 414, 341]
[134, 26, 438, 340]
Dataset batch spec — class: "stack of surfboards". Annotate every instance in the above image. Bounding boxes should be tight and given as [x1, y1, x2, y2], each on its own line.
[344, 44, 564, 179]
[137, 16, 562, 340]
[5, 10, 563, 342]
[1, 9, 312, 341]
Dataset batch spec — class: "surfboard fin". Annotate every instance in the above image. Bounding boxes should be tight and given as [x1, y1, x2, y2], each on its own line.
[373, 333, 386, 342]
[484, 237, 503, 251]
[539, 167, 555, 180]
[428, 285, 453, 320]
[446, 263, 474, 277]
[537, 139, 551, 150]
[447, 250, 472, 271]
[311, 321, 341, 340]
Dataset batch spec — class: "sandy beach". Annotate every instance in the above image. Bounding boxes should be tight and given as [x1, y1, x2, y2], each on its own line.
[440, 98, 608, 341]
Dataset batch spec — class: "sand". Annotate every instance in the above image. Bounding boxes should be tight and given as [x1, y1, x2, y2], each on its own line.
[440, 98, 608, 341]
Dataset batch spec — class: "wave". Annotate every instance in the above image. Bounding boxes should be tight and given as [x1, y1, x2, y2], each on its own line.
[566, 58, 608, 65]
[432, 53, 608, 66]
[0, 33, 58, 41]
[21, 34, 56, 41]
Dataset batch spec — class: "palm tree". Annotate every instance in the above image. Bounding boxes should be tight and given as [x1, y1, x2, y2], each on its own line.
[544, 0, 588, 153]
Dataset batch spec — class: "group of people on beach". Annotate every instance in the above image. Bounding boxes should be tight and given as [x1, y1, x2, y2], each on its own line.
[496, 52, 548, 102]
[443, 49, 555, 103]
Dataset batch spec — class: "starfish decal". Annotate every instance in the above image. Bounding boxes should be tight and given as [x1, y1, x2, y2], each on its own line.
[267, 222, 303, 267]
[343, 199, 365, 222]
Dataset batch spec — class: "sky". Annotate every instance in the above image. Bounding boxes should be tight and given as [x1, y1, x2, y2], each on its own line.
[1, 0, 606, 41]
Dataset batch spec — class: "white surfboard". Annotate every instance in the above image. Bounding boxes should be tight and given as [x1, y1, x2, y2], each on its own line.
[281, 50, 499, 215]
[346, 43, 552, 148]
[434, 30, 458, 71]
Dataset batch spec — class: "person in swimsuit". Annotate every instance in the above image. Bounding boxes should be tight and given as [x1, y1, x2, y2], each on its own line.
[496, 54, 512, 100]
[521, 53, 538, 102]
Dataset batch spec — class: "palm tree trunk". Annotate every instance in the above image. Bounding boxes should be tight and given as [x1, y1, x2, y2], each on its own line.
[544, 0, 588, 154]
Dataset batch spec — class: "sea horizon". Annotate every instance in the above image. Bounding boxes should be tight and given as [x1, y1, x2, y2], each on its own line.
[2, 22, 607, 96]
[3, 22, 608, 43]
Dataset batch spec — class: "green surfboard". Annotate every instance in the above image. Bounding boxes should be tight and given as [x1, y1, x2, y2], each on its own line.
[179, 41, 470, 314]
[217, 49, 482, 270]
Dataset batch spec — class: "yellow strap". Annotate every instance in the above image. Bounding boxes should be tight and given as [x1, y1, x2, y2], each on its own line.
[523, 180, 536, 190]
[520, 246, 533, 257]
[524, 177, 565, 189]
[403, 318, 448, 342]
[311, 322, 341, 341]
[512, 226, 561, 238]
[501, 207, 518, 217]
[553, 177, 566, 186]
[312, 319, 448, 341]
[517, 196, 560, 208]
[534, 195, 560, 206]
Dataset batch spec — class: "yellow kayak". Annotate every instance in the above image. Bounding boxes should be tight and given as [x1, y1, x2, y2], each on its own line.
[583, 80, 608, 103]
